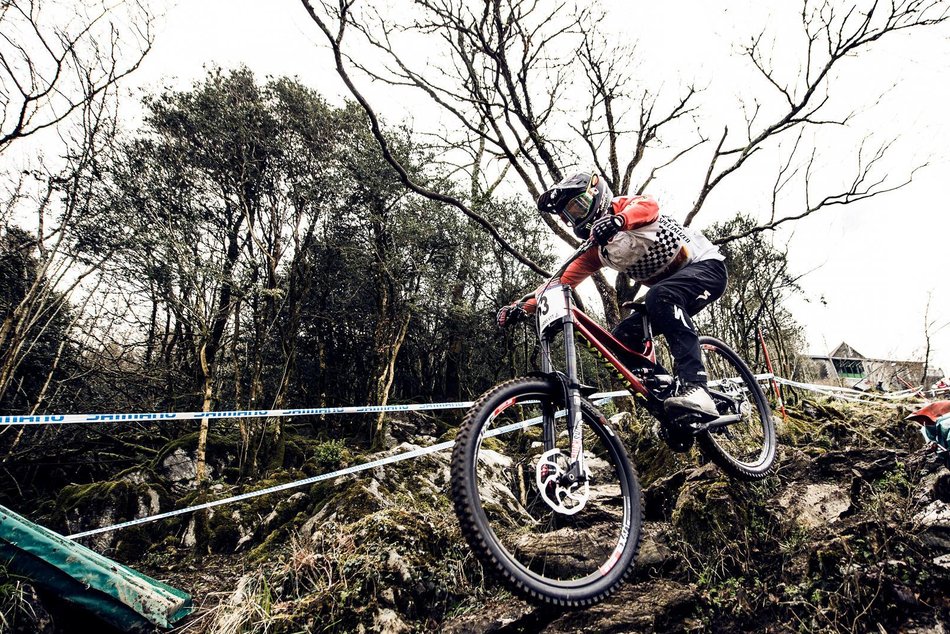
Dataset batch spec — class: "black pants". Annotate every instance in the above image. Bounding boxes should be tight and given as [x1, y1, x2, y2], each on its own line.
[612, 259, 728, 385]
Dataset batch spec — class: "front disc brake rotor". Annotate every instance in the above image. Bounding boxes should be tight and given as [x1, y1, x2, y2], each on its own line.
[535, 448, 590, 515]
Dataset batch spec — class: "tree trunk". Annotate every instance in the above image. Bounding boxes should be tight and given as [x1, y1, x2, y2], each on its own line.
[371, 311, 410, 451]
[195, 343, 213, 484]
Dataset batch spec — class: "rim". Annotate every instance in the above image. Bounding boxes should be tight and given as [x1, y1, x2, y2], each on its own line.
[469, 391, 633, 589]
[702, 345, 771, 467]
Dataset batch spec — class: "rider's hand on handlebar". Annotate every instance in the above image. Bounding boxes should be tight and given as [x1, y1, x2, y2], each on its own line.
[591, 214, 623, 246]
[496, 303, 528, 329]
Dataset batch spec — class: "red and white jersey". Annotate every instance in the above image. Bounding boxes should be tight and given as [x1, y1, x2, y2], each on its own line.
[598, 196, 723, 284]
[522, 195, 722, 313]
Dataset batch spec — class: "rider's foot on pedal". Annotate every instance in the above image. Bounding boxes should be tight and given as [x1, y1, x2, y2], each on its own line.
[664, 383, 718, 417]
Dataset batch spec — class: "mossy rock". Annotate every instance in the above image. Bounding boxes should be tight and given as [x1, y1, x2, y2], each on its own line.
[672, 477, 749, 549]
[53, 477, 169, 554]
[151, 432, 242, 485]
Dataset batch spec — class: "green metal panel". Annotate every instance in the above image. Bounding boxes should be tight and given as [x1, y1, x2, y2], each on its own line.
[0, 505, 192, 630]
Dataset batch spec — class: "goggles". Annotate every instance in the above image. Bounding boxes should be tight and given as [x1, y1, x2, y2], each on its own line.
[559, 190, 594, 224]
[540, 173, 598, 227]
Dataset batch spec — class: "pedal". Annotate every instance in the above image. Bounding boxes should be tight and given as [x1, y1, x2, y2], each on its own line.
[677, 410, 719, 425]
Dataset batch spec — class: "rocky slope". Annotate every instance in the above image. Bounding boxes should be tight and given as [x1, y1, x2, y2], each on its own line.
[3, 398, 949, 633]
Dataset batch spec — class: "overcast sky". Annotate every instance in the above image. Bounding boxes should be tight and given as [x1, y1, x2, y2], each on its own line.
[126, 0, 950, 379]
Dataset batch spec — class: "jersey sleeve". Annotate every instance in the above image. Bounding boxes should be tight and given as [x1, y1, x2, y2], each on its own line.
[612, 195, 659, 230]
[521, 247, 602, 314]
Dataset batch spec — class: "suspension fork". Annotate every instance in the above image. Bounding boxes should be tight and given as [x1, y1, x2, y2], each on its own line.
[539, 286, 586, 480]
[540, 337, 556, 452]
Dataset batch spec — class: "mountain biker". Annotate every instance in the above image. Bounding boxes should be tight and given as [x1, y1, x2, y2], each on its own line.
[496, 172, 728, 417]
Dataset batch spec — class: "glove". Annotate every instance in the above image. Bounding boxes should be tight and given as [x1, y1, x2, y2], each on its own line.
[496, 303, 528, 329]
[591, 214, 624, 246]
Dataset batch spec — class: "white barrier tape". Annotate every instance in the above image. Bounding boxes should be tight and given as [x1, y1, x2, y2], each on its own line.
[65, 394, 623, 539]
[772, 377, 930, 409]
[10, 373, 905, 428]
[56, 376, 843, 540]
[0, 402, 477, 426]
[0, 391, 636, 427]
[773, 377, 926, 402]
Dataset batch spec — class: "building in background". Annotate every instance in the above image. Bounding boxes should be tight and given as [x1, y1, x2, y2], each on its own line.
[806, 342, 945, 391]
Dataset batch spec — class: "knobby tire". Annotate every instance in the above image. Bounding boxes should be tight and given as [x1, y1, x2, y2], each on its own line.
[696, 336, 777, 479]
[450, 376, 643, 606]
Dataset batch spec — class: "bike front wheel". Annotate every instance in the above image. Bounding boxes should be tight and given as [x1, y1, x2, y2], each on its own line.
[450, 376, 643, 606]
[697, 336, 777, 479]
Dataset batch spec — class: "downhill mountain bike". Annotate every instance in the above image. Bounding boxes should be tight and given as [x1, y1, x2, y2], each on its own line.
[450, 240, 777, 606]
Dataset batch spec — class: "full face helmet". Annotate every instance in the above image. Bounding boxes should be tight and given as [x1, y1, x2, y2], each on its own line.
[537, 172, 613, 239]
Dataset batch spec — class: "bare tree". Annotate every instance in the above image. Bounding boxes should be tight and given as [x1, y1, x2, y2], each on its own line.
[299, 0, 948, 324]
[0, 0, 155, 418]
[685, 0, 946, 229]
[921, 292, 934, 386]
[0, 0, 153, 152]
[0, 77, 127, 409]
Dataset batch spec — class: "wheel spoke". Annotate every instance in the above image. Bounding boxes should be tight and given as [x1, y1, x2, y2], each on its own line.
[697, 338, 777, 479]
[451, 378, 643, 603]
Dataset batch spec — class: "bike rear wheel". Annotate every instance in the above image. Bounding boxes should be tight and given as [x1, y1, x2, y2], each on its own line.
[450, 376, 643, 606]
[697, 336, 777, 479]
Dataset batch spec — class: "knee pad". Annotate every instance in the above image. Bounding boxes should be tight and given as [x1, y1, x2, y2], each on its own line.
[645, 286, 680, 317]
[646, 287, 693, 336]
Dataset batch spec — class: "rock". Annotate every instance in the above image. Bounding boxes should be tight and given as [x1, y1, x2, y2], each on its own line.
[386, 549, 412, 583]
[160, 447, 198, 488]
[776, 482, 851, 528]
[538, 580, 701, 632]
[914, 500, 950, 529]
[811, 448, 903, 481]
[933, 469, 950, 502]
[379, 587, 396, 606]
[234, 509, 255, 551]
[670, 477, 743, 549]
[442, 597, 535, 633]
[933, 553, 950, 569]
[609, 411, 633, 428]
[375, 608, 411, 634]
[136, 487, 161, 518]
[644, 469, 689, 521]
[684, 463, 721, 482]
[634, 522, 676, 573]
[901, 619, 948, 634]
[181, 516, 197, 548]
[914, 499, 950, 552]
[387, 412, 442, 447]
[262, 492, 308, 529]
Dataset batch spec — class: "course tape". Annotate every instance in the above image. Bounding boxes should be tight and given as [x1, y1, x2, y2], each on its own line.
[0, 402, 478, 426]
[65, 391, 626, 540]
[60, 375, 842, 540]
[772, 377, 927, 407]
[2, 375, 777, 426]
[3, 389, 635, 426]
[5, 374, 918, 428]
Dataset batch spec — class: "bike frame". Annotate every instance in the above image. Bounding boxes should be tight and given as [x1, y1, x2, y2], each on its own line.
[535, 279, 742, 467]
[536, 285, 669, 427]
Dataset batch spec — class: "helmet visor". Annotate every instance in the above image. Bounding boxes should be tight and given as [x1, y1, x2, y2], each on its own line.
[560, 190, 594, 225]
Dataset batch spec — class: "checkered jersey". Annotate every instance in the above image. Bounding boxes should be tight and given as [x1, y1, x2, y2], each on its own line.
[599, 214, 723, 284]
[624, 216, 689, 281]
